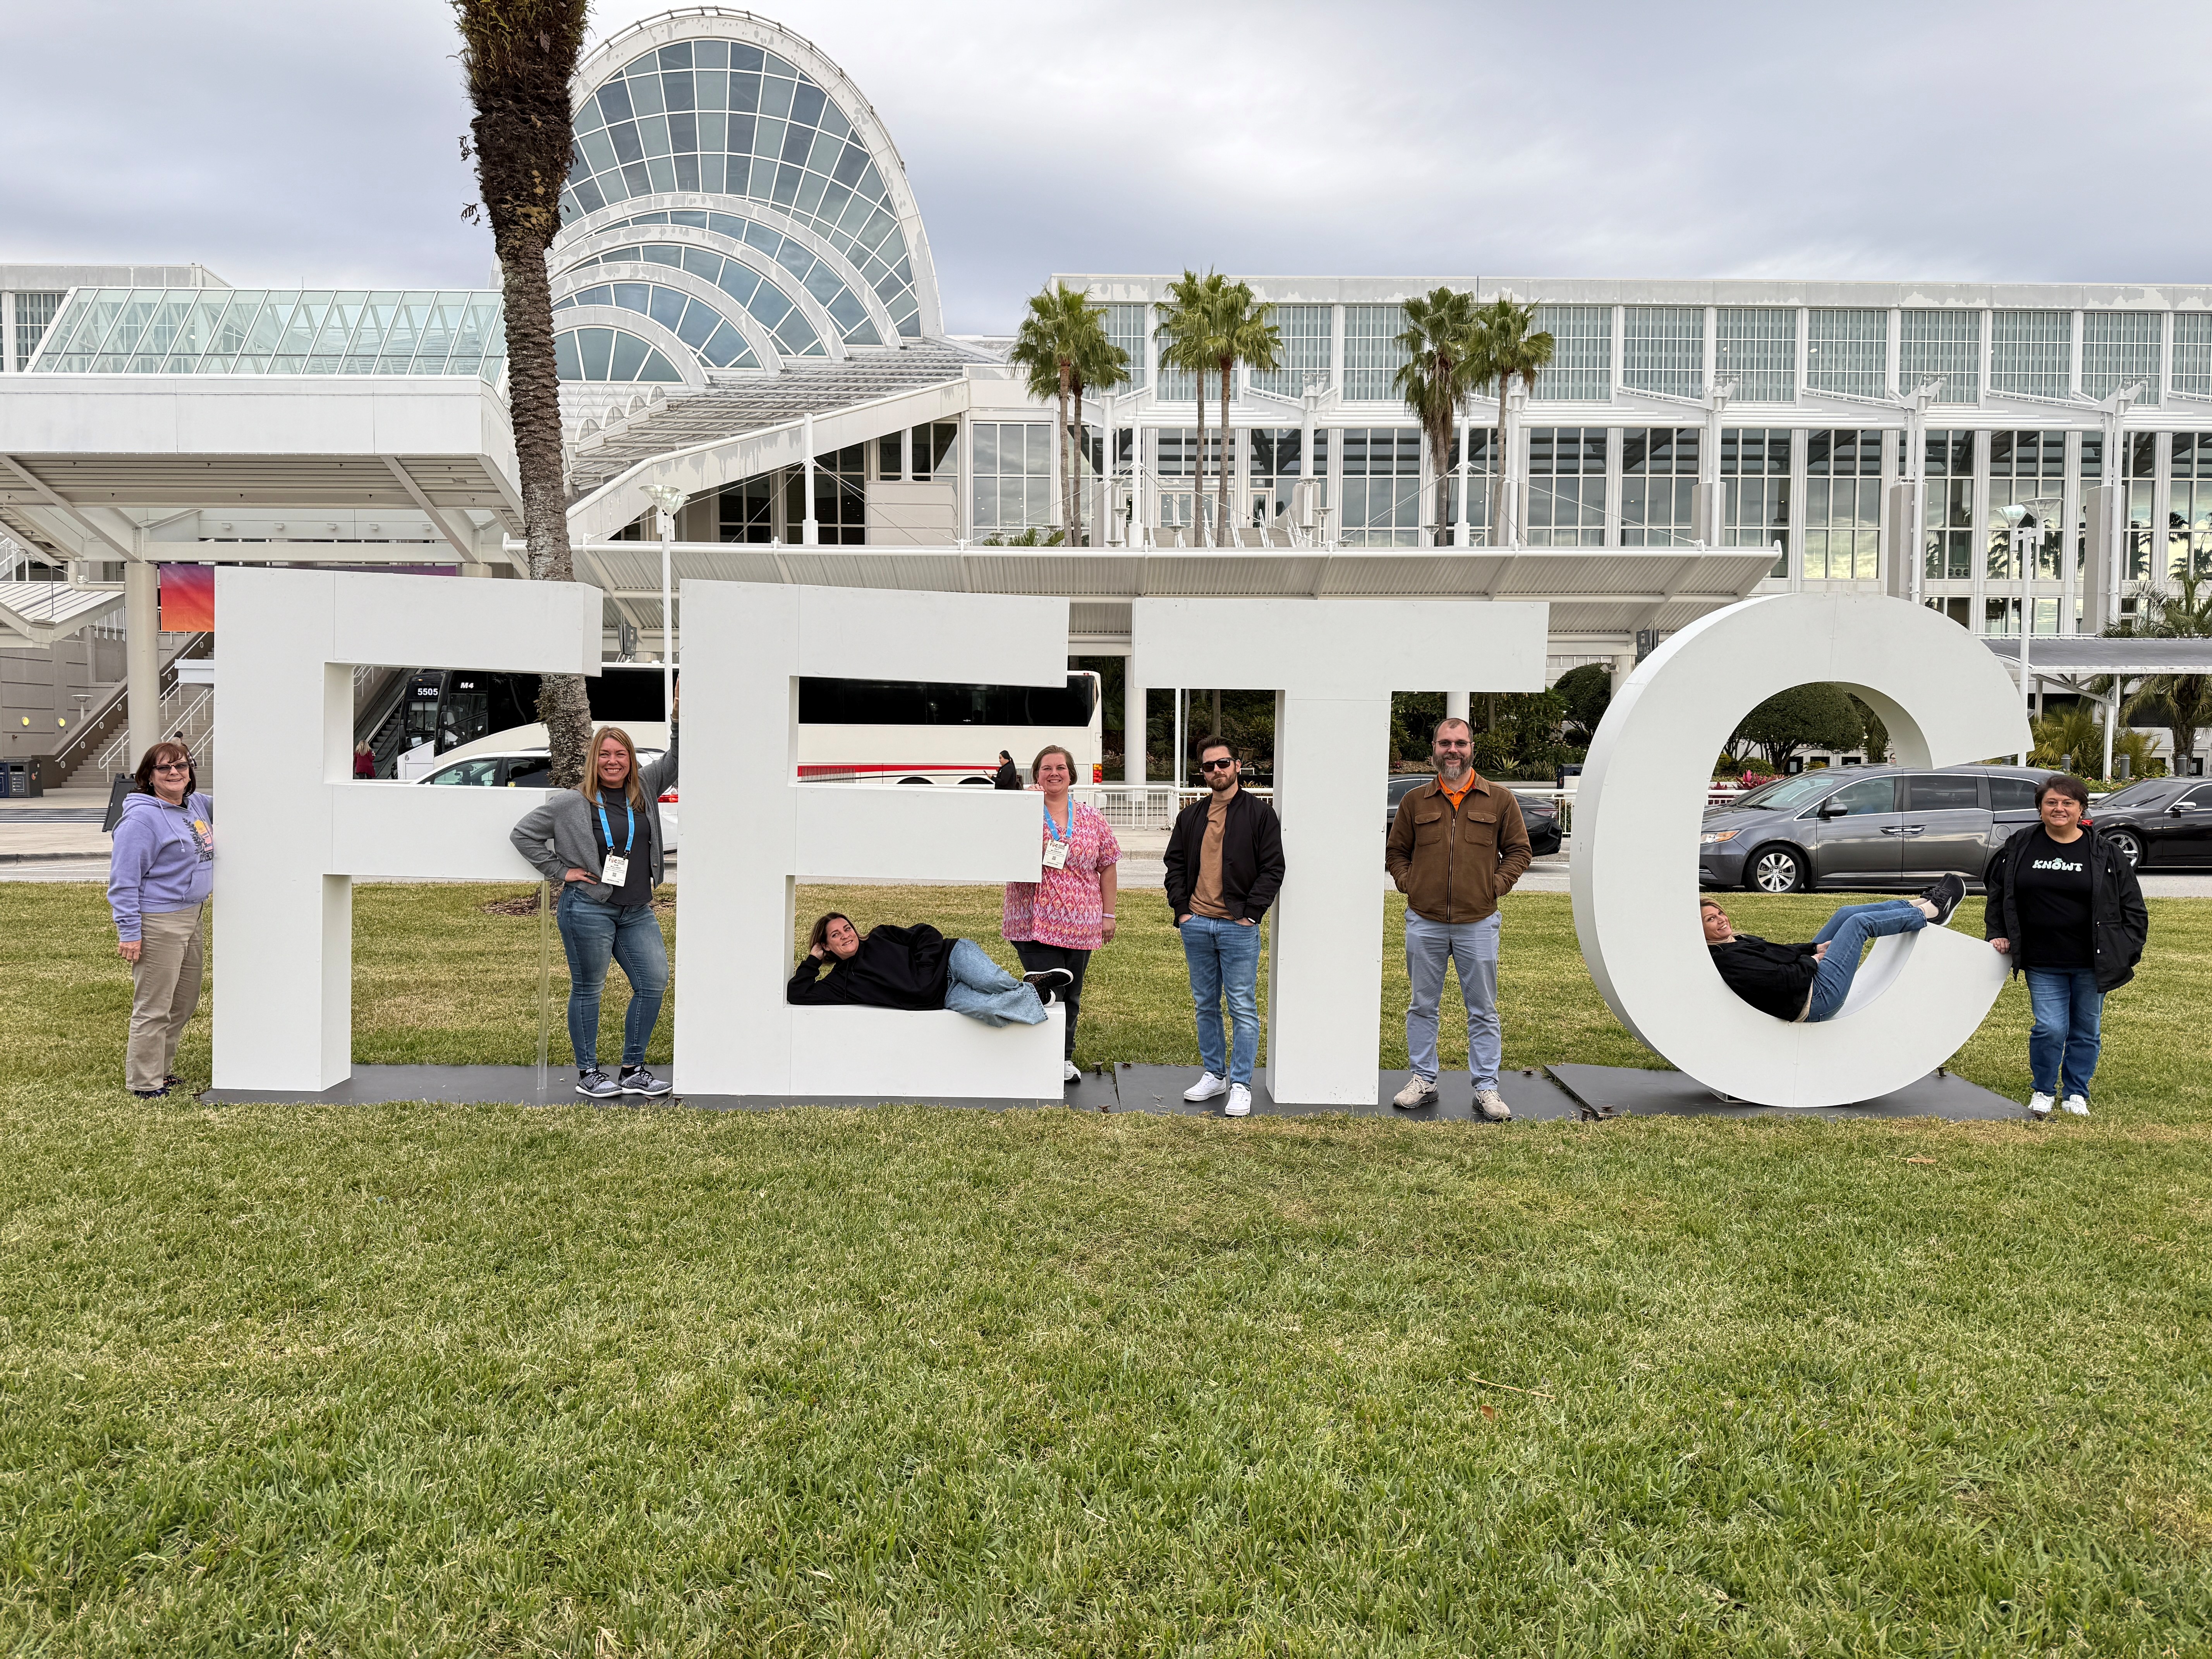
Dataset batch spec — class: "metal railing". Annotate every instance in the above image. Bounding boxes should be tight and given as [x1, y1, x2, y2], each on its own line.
[91, 684, 212, 775]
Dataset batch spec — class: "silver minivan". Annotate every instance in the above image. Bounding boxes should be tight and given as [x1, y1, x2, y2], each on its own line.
[1699, 764, 2053, 893]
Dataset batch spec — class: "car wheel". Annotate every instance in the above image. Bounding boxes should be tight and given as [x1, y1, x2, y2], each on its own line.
[1746, 846, 1806, 894]
[2106, 828, 2143, 868]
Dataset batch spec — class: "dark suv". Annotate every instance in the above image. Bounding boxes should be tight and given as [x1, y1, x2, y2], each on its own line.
[1700, 764, 2055, 893]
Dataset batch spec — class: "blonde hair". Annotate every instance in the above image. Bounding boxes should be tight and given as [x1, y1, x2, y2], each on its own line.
[580, 725, 647, 809]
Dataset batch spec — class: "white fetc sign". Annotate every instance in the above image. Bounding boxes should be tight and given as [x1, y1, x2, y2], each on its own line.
[215, 572, 2020, 1113]
[1572, 591, 2028, 1108]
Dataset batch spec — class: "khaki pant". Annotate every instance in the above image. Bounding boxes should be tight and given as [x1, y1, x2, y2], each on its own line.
[127, 903, 205, 1093]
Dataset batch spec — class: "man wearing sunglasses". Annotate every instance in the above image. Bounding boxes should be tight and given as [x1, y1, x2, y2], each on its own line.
[1164, 735, 1286, 1118]
[1385, 716, 1532, 1120]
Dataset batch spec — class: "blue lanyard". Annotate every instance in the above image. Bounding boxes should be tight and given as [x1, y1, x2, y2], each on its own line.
[595, 798, 635, 857]
[1045, 798, 1073, 843]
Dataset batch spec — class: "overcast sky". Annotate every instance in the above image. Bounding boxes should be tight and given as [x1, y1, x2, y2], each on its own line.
[8, 0, 2210, 335]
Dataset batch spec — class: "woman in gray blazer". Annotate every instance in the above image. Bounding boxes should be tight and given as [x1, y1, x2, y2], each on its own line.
[510, 709, 678, 1098]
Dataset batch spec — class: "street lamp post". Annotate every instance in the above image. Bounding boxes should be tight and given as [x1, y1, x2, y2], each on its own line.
[641, 483, 687, 724]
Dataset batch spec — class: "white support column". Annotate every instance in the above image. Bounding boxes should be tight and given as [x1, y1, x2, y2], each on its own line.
[801, 412, 820, 545]
[1445, 690, 1470, 724]
[1454, 412, 1472, 547]
[2069, 309, 2085, 400]
[1886, 307, 1902, 398]
[124, 555, 161, 771]
[1124, 658, 1146, 783]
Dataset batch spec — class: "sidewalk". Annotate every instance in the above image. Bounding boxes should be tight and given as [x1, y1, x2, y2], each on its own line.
[0, 785, 113, 864]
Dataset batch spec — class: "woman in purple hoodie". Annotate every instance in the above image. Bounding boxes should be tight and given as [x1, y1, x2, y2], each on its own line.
[107, 741, 214, 1097]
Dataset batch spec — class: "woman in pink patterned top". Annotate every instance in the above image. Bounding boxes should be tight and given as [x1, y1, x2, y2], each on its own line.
[1002, 744, 1120, 1082]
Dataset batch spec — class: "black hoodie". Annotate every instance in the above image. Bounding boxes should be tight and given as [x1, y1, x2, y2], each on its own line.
[787, 923, 954, 1009]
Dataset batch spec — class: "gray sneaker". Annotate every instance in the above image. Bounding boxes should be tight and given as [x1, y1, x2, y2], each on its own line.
[1392, 1076, 1438, 1109]
[1473, 1087, 1512, 1122]
[575, 1068, 622, 1099]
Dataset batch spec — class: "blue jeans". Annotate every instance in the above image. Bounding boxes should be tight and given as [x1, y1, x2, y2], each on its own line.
[1181, 915, 1262, 1085]
[1405, 910, 1503, 1089]
[2025, 967, 2104, 1100]
[557, 888, 669, 1070]
[1804, 899, 1928, 1023]
[942, 938, 1048, 1026]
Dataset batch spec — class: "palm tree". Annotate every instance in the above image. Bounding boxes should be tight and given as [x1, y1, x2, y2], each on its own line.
[1066, 321, 1131, 548]
[453, 0, 594, 785]
[1009, 284, 1103, 540]
[2118, 570, 2212, 773]
[1211, 282, 1281, 538]
[1155, 271, 1224, 543]
[1393, 287, 1485, 547]
[1469, 297, 1554, 548]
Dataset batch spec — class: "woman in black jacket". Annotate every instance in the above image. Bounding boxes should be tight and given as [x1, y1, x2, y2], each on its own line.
[1985, 774, 2148, 1118]
[788, 913, 1067, 1025]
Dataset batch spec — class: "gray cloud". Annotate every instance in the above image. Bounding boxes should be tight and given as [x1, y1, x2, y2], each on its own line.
[7, 0, 2209, 334]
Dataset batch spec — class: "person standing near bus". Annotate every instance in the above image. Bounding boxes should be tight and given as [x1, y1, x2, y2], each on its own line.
[1002, 743, 1120, 1084]
[510, 704, 679, 1099]
[108, 741, 214, 1097]
[993, 750, 1020, 789]
[1164, 735, 1286, 1119]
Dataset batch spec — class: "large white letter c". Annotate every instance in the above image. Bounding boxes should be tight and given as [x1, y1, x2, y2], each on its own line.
[1571, 594, 2030, 1108]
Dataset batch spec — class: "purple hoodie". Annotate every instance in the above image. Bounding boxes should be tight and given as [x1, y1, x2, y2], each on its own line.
[108, 790, 214, 943]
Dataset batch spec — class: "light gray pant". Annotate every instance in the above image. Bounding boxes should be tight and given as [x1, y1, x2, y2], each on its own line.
[127, 902, 205, 1092]
[1405, 909, 1502, 1090]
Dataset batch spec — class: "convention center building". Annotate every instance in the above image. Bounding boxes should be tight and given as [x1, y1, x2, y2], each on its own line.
[3, 6, 2207, 782]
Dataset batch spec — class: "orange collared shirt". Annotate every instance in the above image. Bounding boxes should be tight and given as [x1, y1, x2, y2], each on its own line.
[1440, 773, 1480, 812]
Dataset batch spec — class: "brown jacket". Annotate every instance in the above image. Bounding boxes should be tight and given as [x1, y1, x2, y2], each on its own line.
[1384, 773, 1532, 924]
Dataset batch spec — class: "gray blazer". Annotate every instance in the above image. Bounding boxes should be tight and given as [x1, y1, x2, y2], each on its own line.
[508, 728, 678, 903]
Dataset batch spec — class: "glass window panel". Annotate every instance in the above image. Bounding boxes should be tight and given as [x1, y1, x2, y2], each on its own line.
[1532, 305, 1610, 400]
[1623, 306, 1703, 398]
[1807, 308, 1886, 398]
[2081, 310, 2160, 406]
[1900, 310, 1979, 405]
[1716, 307, 1795, 403]
[1249, 303, 1330, 398]
[1990, 310, 2069, 400]
[1343, 305, 1408, 401]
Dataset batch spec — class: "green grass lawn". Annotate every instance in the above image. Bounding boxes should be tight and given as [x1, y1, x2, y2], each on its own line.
[3, 881, 2210, 1655]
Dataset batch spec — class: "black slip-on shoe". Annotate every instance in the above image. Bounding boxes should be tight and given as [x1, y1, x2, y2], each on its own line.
[1023, 968, 1075, 994]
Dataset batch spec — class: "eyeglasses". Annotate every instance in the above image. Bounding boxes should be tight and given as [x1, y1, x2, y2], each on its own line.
[1199, 757, 1235, 772]
[152, 762, 190, 773]
[1434, 740, 1472, 750]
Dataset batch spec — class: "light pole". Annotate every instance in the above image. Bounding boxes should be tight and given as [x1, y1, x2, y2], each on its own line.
[641, 483, 686, 724]
[2004, 496, 2063, 764]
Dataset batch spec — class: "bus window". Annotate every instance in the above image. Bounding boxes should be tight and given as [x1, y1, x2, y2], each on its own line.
[798, 674, 1095, 725]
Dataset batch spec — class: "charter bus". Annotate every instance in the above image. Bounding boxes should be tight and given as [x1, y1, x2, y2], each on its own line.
[395, 665, 1103, 785]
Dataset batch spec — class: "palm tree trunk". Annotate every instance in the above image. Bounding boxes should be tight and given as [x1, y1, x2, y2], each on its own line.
[1490, 376, 1507, 548]
[1218, 355, 1233, 540]
[1071, 376, 1086, 548]
[1056, 364, 1073, 546]
[455, 0, 592, 787]
[1193, 364, 1206, 546]
[1432, 376, 1451, 546]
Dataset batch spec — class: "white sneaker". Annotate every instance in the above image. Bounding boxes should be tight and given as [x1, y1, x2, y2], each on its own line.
[1392, 1075, 1439, 1110]
[2028, 1091, 2054, 1118]
[1473, 1087, 1512, 1122]
[2061, 1094, 2090, 1116]
[1063, 1060, 1081, 1084]
[1183, 1071, 1228, 1102]
[1224, 1084, 1252, 1117]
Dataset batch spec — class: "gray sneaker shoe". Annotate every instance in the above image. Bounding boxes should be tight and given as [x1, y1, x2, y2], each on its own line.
[1392, 1076, 1438, 1109]
[575, 1068, 621, 1099]
[1473, 1087, 1512, 1121]
[619, 1065, 673, 1097]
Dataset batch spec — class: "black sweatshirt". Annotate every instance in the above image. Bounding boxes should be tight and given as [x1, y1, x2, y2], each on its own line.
[1710, 934, 1819, 1021]
[786, 923, 953, 1010]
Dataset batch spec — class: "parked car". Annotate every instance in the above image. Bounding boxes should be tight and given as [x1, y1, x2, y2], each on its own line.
[1384, 774, 1563, 857]
[1698, 764, 2054, 894]
[416, 747, 680, 851]
[2079, 775, 2212, 869]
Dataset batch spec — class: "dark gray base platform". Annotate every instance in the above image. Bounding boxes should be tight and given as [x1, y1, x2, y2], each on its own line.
[199, 1062, 2023, 1122]
[1544, 1063, 2026, 1121]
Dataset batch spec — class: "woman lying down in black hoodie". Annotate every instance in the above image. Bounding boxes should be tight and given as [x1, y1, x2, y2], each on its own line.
[788, 912, 1072, 1026]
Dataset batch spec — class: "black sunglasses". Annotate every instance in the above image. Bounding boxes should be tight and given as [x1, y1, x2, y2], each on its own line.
[1199, 756, 1235, 771]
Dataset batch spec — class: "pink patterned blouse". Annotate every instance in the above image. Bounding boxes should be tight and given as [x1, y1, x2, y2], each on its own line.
[1002, 797, 1121, 950]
